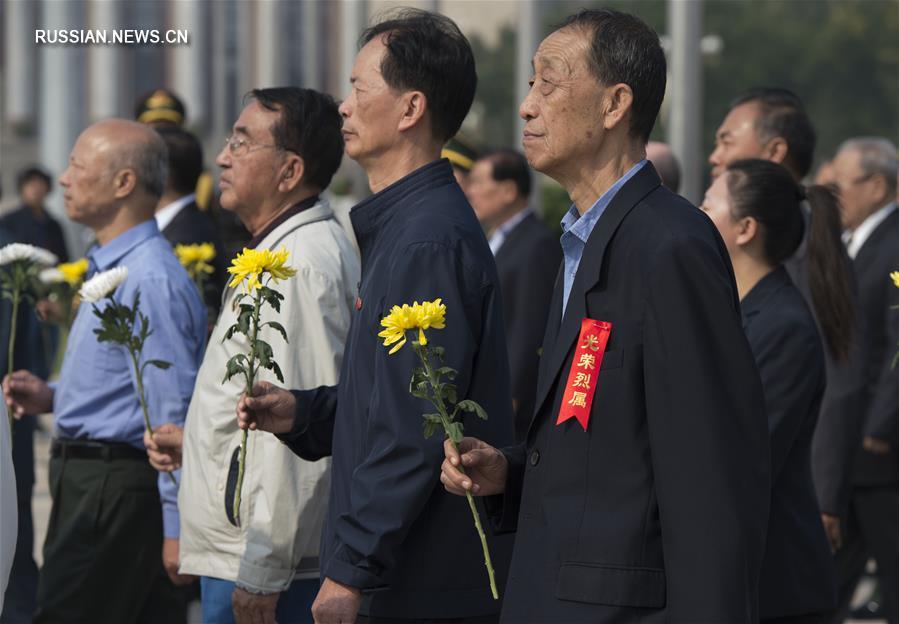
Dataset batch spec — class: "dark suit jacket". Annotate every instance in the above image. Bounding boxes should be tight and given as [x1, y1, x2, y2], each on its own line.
[0, 204, 69, 262]
[851, 206, 899, 485]
[494, 212, 562, 442]
[787, 216, 867, 519]
[277, 160, 514, 619]
[491, 163, 770, 623]
[160, 200, 227, 313]
[742, 267, 836, 618]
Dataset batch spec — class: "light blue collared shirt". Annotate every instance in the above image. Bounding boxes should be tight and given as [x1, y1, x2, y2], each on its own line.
[54, 220, 206, 538]
[560, 160, 647, 315]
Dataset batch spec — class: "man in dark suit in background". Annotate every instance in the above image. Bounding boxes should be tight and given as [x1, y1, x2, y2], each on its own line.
[468, 149, 561, 441]
[709, 87, 867, 556]
[829, 137, 899, 623]
[442, 8, 769, 622]
[154, 126, 227, 315]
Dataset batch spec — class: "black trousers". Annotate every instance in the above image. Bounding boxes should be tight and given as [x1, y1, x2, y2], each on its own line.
[34, 450, 186, 624]
[358, 617, 498, 624]
[0, 417, 38, 624]
[830, 485, 899, 624]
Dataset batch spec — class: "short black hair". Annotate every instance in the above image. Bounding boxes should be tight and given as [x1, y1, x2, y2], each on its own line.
[16, 166, 52, 193]
[557, 9, 666, 143]
[481, 149, 532, 199]
[250, 87, 344, 191]
[155, 126, 203, 195]
[730, 87, 816, 179]
[361, 8, 477, 143]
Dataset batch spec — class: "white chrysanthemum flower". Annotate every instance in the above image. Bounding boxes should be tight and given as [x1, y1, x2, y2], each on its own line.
[79, 266, 128, 303]
[0, 243, 58, 267]
[39, 268, 65, 284]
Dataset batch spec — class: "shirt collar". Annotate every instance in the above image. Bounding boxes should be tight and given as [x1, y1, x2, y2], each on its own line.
[89, 220, 160, 272]
[247, 195, 320, 249]
[560, 160, 647, 243]
[154, 193, 195, 232]
[846, 202, 897, 259]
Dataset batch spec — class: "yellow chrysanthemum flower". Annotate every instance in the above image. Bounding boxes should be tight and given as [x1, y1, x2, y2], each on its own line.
[378, 298, 447, 354]
[175, 243, 216, 279]
[891, 271, 899, 289]
[227, 247, 297, 293]
[57, 258, 89, 287]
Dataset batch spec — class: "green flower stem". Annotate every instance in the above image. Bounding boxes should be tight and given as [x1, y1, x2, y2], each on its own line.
[130, 349, 177, 485]
[416, 345, 499, 601]
[233, 290, 262, 525]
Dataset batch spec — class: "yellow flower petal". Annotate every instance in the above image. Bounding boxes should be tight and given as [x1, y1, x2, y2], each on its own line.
[891, 271, 899, 288]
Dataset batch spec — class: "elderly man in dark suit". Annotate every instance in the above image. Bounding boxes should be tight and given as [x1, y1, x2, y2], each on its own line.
[829, 137, 899, 623]
[468, 149, 561, 442]
[441, 8, 770, 622]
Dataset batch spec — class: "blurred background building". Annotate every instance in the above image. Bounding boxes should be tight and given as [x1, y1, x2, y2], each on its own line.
[1, 0, 897, 255]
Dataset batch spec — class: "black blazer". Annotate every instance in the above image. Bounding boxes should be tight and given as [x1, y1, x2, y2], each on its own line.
[494, 212, 562, 442]
[160, 200, 228, 313]
[742, 267, 836, 618]
[492, 163, 770, 623]
[851, 207, 899, 485]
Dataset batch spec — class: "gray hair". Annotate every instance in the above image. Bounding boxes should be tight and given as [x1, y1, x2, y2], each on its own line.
[107, 130, 169, 199]
[837, 137, 898, 196]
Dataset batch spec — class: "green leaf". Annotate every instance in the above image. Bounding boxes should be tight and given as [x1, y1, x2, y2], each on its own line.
[423, 420, 439, 439]
[422, 413, 442, 424]
[254, 340, 274, 368]
[265, 321, 288, 343]
[411, 380, 431, 401]
[445, 421, 464, 444]
[259, 287, 283, 313]
[440, 383, 457, 405]
[430, 346, 445, 362]
[223, 323, 240, 342]
[146, 359, 171, 370]
[435, 366, 457, 381]
[270, 360, 285, 383]
[223, 353, 248, 382]
[237, 304, 254, 335]
[456, 399, 489, 421]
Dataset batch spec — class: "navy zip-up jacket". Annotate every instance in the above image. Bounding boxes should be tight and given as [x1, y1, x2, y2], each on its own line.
[278, 159, 515, 618]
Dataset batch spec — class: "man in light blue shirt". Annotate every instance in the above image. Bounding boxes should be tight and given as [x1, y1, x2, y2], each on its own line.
[4, 119, 205, 624]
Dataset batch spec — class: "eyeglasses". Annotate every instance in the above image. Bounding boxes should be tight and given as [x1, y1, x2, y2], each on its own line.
[223, 134, 282, 158]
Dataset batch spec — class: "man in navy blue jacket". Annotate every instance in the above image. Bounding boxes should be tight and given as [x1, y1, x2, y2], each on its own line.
[237, 9, 514, 624]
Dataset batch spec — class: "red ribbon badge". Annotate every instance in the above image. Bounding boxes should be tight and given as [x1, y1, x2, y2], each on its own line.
[556, 318, 612, 431]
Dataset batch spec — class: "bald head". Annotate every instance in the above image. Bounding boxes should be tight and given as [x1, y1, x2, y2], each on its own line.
[646, 141, 681, 192]
[81, 119, 169, 199]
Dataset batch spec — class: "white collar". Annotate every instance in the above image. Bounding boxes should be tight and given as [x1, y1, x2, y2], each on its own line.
[846, 202, 897, 259]
[154, 193, 196, 232]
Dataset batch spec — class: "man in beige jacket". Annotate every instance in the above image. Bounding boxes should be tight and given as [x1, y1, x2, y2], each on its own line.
[145, 87, 359, 624]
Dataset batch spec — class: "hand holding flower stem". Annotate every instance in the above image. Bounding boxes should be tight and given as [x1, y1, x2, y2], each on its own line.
[223, 247, 296, 526]
[378, 299, 498, 600]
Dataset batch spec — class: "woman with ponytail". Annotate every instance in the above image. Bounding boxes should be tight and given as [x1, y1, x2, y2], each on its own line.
[702, 158, 843, 623]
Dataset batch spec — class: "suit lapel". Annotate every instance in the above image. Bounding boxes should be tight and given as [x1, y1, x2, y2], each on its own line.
[529, 164, 662, 428]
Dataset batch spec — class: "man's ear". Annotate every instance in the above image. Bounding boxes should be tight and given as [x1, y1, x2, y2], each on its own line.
[735, 215, 759, 247]
[765, 137, 789, 165]
[278, 153, 306, 193]
[112, 168, 138, 199]
[602, 83, 634, 133]
[397, 91, 428, 133]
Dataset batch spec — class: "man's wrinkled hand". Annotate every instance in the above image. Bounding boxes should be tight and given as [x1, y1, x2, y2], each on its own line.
[162, 538, 196, 587]
[311, 577, 361, 624]
[236, 381, 296, 434]
[2, 370, 53, 419]
[144, 423, 184, 472]
[441, 436, 508, 497]
[232, 586, 279, 624]
[821, 513, 842, 552]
